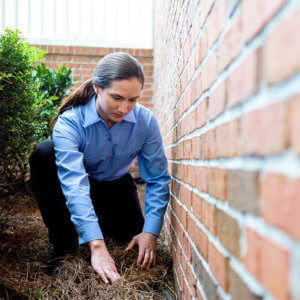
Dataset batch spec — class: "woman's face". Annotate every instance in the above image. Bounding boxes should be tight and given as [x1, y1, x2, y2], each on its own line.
[93, 78, 142, 126]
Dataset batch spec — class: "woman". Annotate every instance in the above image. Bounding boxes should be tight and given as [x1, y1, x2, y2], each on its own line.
[29, 52, 171, 284]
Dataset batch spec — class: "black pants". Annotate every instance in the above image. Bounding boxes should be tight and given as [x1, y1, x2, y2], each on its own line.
[29, 140, 144, 256]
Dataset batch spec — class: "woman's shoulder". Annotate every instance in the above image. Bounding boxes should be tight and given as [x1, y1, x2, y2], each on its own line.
[54, 106, 82, 132]
[134, 103, 155, 123]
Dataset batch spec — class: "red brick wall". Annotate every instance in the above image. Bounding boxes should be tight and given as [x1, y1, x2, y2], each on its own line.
[154, 0, 300, 299]
[34, 45, 154, 179]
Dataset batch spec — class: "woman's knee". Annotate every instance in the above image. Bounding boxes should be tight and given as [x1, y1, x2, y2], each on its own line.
[29, 140, 55, 165]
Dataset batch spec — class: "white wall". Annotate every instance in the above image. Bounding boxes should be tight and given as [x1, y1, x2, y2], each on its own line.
[1, 0, 153, 49]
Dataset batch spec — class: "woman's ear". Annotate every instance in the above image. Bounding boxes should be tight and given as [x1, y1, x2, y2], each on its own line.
[93, 84, 99, 94]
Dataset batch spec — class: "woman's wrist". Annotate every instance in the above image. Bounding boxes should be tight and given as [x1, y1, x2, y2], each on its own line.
[88, 239, 107, 253]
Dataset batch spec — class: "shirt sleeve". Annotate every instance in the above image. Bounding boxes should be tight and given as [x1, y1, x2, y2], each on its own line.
[137, 112, 171, 237]
[52, 114, 103, 245]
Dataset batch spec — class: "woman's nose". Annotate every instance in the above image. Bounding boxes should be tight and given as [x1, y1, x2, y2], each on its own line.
[118, 101, 128, 114]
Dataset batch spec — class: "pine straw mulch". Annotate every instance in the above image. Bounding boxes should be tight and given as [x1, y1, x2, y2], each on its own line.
[0, 185, 176, 299]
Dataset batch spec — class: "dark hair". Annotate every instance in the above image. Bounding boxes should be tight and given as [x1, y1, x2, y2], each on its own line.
[51, 52, 144, 126]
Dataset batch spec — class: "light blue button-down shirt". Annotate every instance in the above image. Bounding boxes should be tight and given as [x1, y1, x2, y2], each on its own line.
[52, 95, 171, 245]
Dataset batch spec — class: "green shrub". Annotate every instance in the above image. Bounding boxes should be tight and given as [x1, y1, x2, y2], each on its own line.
[0, 29, 45, 190]
[0, 29, 75, 192]
[32, 63, 75, 140]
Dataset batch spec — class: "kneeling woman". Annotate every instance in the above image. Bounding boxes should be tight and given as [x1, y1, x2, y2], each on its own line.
[29, 52, 171, 284]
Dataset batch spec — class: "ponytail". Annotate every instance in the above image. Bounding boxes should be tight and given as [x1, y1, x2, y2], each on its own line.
[51, 78, 95, 127]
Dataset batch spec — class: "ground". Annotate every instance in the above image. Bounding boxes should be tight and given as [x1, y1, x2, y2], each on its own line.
[0, 183, 176, 299]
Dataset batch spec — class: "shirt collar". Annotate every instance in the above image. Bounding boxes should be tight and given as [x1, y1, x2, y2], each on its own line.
[123, 109, 136, 123]
[82, 95, 136, 128]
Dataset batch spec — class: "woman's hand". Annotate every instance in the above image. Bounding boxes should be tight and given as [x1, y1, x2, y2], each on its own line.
[126, 232, 157, 269]
[88, 239, 121, 284]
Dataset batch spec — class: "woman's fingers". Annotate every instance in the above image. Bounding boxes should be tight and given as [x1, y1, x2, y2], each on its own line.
[105, 269, 121, 283]
[126, 237, 137, 251]
[137, 247, 144, 266]
[97, 269, 109, 284]
[141, 249, 150, 269]
[146, 251, 153, 269]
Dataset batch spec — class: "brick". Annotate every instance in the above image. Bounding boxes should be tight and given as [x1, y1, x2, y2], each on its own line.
[208, 242, 229, 291]
[187, 213, 196, 241]
[186, 263, 197, 298]
[289, 95, 300, 155]
[241, 101, 288, 156]
[227, 0, 241, 17]
[216, 208, 241, 257]
[208, 81, 226, 120]
[242, 0, 285, 43]
[202, 265, 220, 300]
[47, 45, 54, 53]
[202, 51, 218, 91]
[44, 62, 59, 69]
[195, 39, 203, 69]
[185, 139, 193, 159]
[216, 119, 239, 158]
[261, 173, 300, 240]
[196, 286, 205, 300]
[74, 69, 93, 75]
[243, 227, 262, 278]
[185, 234, 192, 262]
[192, 247, 205, 282]
[195, 166, 208, 193]
[264, 9, 300, 84]
[261, 237, 290, 300]
[195, 98, 207, 129]
[202, 200, 217, 234]
[199, 0, 215, 28]
[181, 207, 187, 230]
[64, 63, 81, 69]
[81, 63, 97, 69]
[180, 69, 189, 94]
[74, 46, 82, 55]
[206, 0, 226, 47]
[219, 15, 242, 70]
[68, 46, 75, 54]
[208, 168, 227, 201]
[73, 56, 93, 62]
[227, 170, 260, 215]
[227, 50, 258, 107]
[81, 47, 88, 55]
[192, 192, 202, 221]
[204, 130, 216, 159]
[53, 55, 71, 62]
[195, 224, 208, 260]
[193, 247, 220, 300]
[229, 267, 263, 300]
[143, 83, 152, 89]
[54, 45, 61, 53]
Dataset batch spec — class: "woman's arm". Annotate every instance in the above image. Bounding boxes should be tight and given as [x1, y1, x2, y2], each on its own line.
[53, 114, 120, 283]
[127, 112, 171, 268]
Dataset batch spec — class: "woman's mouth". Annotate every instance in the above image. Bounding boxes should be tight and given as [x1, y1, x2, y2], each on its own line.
[114, 113, 125, 118]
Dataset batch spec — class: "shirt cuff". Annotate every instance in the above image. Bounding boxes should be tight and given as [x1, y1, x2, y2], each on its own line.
[142, 216, 163, 237]
[78, 222, 103, 245]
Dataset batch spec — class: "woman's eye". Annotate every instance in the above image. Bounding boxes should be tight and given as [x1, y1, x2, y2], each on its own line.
[112, 96, 121, 100]
[130, 99, 137, 102]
